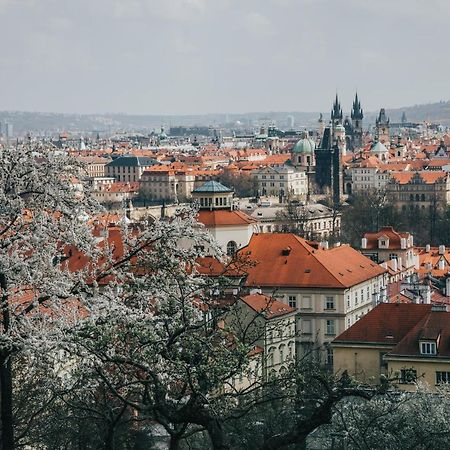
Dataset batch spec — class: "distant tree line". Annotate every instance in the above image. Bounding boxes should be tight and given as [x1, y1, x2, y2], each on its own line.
[340, 190, 450, 247]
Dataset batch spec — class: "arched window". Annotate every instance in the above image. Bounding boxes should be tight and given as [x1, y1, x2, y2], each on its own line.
[409, 194, 414, 201]
[279, 344, 286, 363]
[415, 194, 420, 202]
[421, 194, 425, 202]
[267, 347, 276, 367]
[226, 241, 237, 257]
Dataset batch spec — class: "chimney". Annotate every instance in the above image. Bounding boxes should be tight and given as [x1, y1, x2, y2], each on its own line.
[397, 256, 403, 270]
[372, 291, 380, 306]
[424, 285, 432, 304]
[439, 245, 446, 255]
[391, 258, 398, 272]
[439, 259, 445, 271]
[426, 244, 431, 253]
[380, 286, 387, 303]
[361, 237, 368, 249]
[400, 238, 407, 249]
[322, 241, 329, 250]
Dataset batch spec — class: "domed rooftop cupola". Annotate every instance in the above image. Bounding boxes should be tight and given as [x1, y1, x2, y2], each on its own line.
[370, 140, 389, 161]
[291, 132, 316, 168]
[292, 133, 316, 154]
[192, 180, 234, 210]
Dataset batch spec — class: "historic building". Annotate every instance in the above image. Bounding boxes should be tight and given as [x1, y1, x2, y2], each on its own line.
[314, 126, 343, 205]
[251, 165, 308, 199]
[106, 155, 158, 183]
[350, 93, 364, 149]
[386, 171, 450, 211]
[192, 180, 256, 256]
[375, 108, 390, 144]
[239, 233, 388, 367]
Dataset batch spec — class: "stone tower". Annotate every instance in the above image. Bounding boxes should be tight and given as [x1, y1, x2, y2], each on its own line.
[331, 94, 343, 127]
[351, 92, 364, 148]
[314, 126, 343, 206]
[376, 108, 390, 144]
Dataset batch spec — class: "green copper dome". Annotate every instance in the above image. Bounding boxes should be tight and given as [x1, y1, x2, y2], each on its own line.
[292, 137, 316, 154]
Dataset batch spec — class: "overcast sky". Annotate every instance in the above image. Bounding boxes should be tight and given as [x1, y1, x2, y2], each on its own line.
[1, 0, 449, 115]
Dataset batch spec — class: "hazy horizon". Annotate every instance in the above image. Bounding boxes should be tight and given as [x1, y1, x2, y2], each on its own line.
[2, 0, 450, 115]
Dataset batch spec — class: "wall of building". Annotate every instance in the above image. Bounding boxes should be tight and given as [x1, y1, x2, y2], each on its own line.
[388, 358, 450, 392]
[333, 344, 392, 384]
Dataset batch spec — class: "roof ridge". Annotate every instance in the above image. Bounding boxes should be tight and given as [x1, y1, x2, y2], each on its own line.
[310, 247, 346, 288]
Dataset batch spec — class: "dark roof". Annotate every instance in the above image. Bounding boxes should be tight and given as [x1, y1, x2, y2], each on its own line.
[388, 309, 450, 358]
[192, 180, 233, 194]
[333, 303, 431, 345]
[106, 155, 158, 167]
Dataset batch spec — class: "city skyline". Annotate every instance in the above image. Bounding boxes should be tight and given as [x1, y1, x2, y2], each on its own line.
[1, 0, 450, 115]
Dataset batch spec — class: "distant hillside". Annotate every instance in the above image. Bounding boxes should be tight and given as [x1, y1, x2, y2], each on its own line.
[385, 101, 450, 125]
[1, 100, 450, 135]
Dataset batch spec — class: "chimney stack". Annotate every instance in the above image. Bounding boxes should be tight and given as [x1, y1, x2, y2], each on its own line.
[439, 245, 446, 255]
[439, 259, 445, 271]
[426, 244, 431, 253]
[361, 237, 368, 249]
[391, 258, 398, 272]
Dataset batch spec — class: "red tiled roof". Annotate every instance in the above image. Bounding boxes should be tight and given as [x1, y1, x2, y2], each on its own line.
[197, 210, 256, 227]
[363, 226, 411, 250]
[240, 234, 386, 289]
[333, 303, 431, 345]
[195, 256, 226, 276]
[241, 293, 296, 319]
[389, 309, 450, 357]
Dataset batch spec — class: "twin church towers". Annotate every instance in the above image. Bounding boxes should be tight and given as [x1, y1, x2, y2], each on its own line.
[321, 93, 364, 151]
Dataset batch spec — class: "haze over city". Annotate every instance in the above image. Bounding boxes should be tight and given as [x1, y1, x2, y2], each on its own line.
[2, 0, 450, 115]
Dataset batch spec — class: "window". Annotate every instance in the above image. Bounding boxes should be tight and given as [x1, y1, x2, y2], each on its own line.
[325, 347, 333, 367]
[267, 347, 275, 367]
[302, 319, 312, 335]
[288, 295, 297, 308]
[400, 368, 417, 384]
[436, 371, 450, 384]
[325, 320, 335, 336]
[379, 352, 388, 370]
[279, 344, 285, 363]
[226, 241, 237, 257]
[389, 253, 397, 261]
[355, 291, 358, 305]
[325, 296, 335, 310]
[302, 296, 312, 309]
[420, 341, 437, 355]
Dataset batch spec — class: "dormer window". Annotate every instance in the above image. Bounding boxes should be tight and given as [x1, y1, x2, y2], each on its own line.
[420, 341, 437, 355]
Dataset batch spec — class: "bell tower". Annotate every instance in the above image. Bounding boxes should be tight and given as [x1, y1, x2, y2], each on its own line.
[351, 92, 364, 148]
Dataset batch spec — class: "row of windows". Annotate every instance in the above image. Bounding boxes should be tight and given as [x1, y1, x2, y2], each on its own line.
[286, 295, 334, 310]
[301, 319, 336, 336]
[400, 369, 450, 385]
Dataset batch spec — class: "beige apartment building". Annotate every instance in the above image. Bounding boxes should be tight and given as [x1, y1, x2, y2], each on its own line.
[240, 233, 388, 367]
[106, 155, 158, 183]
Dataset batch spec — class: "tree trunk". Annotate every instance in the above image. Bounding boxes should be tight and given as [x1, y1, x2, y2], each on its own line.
[0, 355, 14, 450]
[104, 425, 115, 450]
[206, 419, 229, 450]
[169, 436, 181, 450]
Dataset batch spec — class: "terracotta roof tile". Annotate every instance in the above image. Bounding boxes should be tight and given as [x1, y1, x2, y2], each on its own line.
[241, 293, 296, 319]
[333, 303, 431, 345]
[240, 234, 386, 289]
[197, 210, 256, 227]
